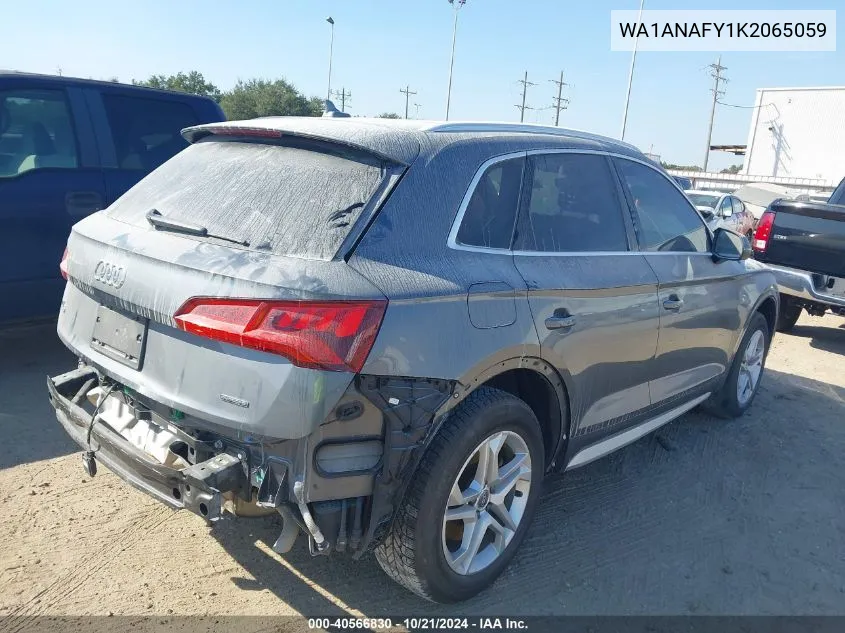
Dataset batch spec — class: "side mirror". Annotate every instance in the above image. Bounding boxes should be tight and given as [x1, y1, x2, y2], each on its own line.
[712, 227, 751, 262]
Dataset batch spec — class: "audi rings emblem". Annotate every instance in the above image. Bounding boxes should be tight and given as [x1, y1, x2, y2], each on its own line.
[94, 260, 127, 289]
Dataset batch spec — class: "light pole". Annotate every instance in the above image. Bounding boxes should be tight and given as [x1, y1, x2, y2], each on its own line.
[326, 17, 335, 101]
[620, 0, 644, 140]
[445, 0, 466, 121]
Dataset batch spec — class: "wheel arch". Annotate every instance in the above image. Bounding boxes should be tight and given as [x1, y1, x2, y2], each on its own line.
[756, 294, 778, 336]
[442, 356, 571, 471]
[730, 289, 778, 359]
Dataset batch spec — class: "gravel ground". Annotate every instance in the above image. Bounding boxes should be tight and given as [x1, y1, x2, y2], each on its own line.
[0, 313, 843, 619]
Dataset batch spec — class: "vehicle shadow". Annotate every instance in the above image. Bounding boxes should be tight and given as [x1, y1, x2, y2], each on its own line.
[783, 319, 845, 355]
[0, 320, 77, 469]
[208, 367, 845, 616]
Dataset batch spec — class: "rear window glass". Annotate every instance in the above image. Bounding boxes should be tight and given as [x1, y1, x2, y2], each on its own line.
[106, 139, 387, 260]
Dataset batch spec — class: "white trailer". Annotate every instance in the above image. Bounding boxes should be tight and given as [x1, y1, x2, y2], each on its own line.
[743, 86, 845, 183]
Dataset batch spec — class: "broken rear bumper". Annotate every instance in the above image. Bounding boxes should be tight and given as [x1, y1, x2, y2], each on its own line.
[47, 367, 251, 521]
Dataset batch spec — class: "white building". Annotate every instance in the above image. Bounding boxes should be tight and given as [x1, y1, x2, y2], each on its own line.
[742, 86, 845, 184]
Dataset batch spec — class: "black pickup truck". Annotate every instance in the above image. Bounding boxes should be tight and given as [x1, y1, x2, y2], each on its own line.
[752, 177, 845, 331]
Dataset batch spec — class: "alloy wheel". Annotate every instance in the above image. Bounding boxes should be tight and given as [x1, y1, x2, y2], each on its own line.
[441, 431, 532, 576]
[737, 329, 765, 406]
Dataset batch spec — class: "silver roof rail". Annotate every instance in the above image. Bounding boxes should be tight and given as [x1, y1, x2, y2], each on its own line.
[424, 122, 640, 152]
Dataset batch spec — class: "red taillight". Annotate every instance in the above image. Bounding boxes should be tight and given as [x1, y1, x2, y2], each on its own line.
[752, 211, 776, 252]
[173, 298, 387, 372]
[59, 248, 69, 280]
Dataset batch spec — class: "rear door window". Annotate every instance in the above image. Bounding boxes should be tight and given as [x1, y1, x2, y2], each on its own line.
[0, 89, 78, 177]
[106, 138, 389, 260]
[102, 94, 198, 171]
[514, 152, 629, 252]
[455, 157, 523, 249]
[615, 158, 709, 253]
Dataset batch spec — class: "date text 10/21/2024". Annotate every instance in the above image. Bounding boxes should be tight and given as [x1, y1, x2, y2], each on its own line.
[307, 617, 529, 630]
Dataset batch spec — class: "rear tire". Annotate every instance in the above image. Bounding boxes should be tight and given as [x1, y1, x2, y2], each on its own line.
[776, 295, 802, 332]
[375, 387, 544, 603]
[704, 312, 770, 419]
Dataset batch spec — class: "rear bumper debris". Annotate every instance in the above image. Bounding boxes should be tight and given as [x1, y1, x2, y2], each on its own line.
[47, 367, 251, 521]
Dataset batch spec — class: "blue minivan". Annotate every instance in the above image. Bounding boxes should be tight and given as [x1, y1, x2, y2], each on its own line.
[0, 71, 225, 323]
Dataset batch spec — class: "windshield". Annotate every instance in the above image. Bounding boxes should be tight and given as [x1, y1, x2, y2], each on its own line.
[106, 138, 389, 260]
[686, 193, 719, 209]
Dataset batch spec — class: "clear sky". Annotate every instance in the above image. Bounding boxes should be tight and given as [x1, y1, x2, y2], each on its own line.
[2, 0, 842, 170]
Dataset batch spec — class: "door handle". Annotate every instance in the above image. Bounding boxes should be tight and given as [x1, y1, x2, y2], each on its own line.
[66, 191, 103, 217]
[545, 312, 577, 331]
[663, 295, 684, 312]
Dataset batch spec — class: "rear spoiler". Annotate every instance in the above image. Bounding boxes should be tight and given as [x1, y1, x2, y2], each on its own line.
[181, 118, 420, 166]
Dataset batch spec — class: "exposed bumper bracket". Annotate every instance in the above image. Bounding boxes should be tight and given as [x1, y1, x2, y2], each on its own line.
[47, 367, 248, 521]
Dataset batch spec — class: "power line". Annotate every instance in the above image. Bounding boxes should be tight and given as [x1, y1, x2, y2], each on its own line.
[703, 56, 728, 172]
[400, 85, 417, 119]
[549, 70, 570, 126]
[515, 71, 536, 123]
[331, 87, 351, 112]
[717, 100, 772, 109]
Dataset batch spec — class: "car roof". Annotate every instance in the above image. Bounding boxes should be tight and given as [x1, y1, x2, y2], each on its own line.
[183, 117, 647, 166]
[685, 189, 729, 196]
[0, 69, 216, 102]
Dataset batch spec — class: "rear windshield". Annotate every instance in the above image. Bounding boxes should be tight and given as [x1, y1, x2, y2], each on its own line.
[106, 138, 388, 260]
[686, 193, 719, 209]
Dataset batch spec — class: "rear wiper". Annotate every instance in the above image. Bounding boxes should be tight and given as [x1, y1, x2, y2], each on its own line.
[146, 209, 250, 247]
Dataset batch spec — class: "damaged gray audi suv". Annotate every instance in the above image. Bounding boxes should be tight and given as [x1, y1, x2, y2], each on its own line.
[48, 117, 778, 602]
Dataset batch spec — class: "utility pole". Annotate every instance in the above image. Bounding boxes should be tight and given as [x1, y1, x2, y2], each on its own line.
[326, 17, 335, 101]
[703, 56, 728, 172]
[621, 0, 645, 140]
[400, 85, 417, 119]
[515, 71, 536, 123]
[445, 0, 467, 120]
[414, 103, 422, 118]
[331, 87, 351, 112]
[549, 70, 570, 126]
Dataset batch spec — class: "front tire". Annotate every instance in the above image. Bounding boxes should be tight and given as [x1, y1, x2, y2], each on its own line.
[705, 312, 770, 419]
[375, 387, 544, 603]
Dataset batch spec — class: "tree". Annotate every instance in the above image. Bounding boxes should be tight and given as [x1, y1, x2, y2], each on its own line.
[662, 162, 702, 172]
[720, 164, 743, 174]
[218, 79, 322, 120]
[133, 71, 222, 102]
[378, 112, 401, 119]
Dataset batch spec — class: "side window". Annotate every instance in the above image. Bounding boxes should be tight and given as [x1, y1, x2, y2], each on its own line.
[102, 94, 198, 172]
[732, 197, 744, 214]
[0, 89, 78, 177]
[456, 157, 523, 249]
[720, 197, 733, 216]
[514, 152, 629, 253]
[615, 159, 709, 253]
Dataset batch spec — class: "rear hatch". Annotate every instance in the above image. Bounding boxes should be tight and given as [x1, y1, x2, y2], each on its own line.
[753, 199, 845, 278]
[59, 130, 408, 440]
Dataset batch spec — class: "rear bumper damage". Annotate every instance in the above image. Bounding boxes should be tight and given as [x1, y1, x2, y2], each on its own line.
[48, 367, 252, 521]
[48, 365, 456, 557]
